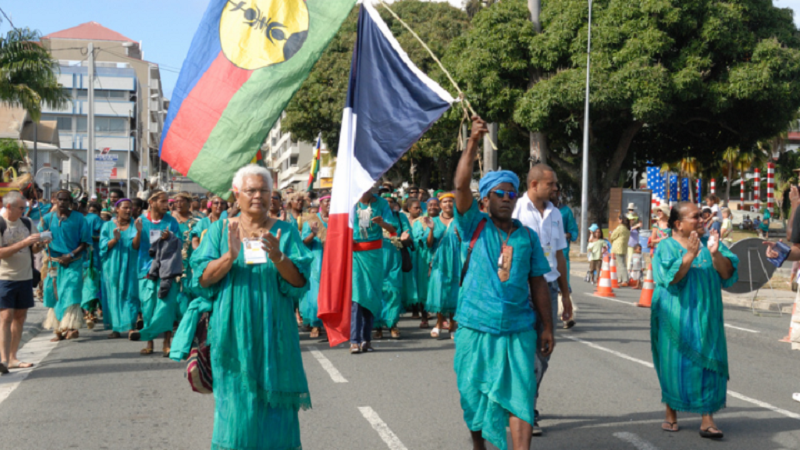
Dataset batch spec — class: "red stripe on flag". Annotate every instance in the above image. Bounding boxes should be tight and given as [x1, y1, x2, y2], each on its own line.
[318, 213, 353, 347]
[161, 53, 252, 175]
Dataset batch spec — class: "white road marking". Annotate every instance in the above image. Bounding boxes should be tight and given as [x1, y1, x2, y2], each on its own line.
[358, 406, 408, 450]
[724, 323, 759, 333]
[0, 334, 59, 405]
[613, 432, 658, 450]
[564, 335, 654, 368]
[587, 294, 762, 334]
[588, 294, 638, 306]
[565, 336, 800, 421]
[308, 346, 348, 383]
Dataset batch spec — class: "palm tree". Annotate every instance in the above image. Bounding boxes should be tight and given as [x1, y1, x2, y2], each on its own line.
[720, 147, 738, 207]
[679, 156, 700, 203]
[0, 28, 69, 122]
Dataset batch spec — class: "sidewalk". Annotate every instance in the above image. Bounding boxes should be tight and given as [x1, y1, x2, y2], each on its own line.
[569, 260, 795, 314]
[18, 300, 48, 350]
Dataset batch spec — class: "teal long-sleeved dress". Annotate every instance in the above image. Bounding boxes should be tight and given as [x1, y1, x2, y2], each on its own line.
[412, 219, 434, 308]
[192, 219, 312, 450]
[352, 196, 397, 316]
[375, 211, 407, 329]
[39, 211, 92, 322]
[651, 237, 738, 414]
[99, 221, 140, 333]
[426, 217, 461, 315]
[81, 213, 104, 310]
[137, 214, 182, 342]
[300, 214, 327, 328]
[176, 216, 200, 319]
[400, 214, 419, 309]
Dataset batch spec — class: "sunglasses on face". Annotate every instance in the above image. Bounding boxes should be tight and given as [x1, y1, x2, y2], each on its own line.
[491, 189, 518, 200]
[271, 195, 281, 201]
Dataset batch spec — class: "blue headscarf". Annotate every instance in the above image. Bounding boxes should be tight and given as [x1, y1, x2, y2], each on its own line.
[479, 170, 520, 199]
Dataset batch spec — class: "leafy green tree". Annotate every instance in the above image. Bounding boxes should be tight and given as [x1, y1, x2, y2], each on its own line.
[283, 0, 471, 188]
[0, 27, 69, 121]
[445, 0, 800, 221]
[0, 138, 26, 170]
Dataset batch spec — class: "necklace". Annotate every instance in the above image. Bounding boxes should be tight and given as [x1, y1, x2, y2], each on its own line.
[238, 217, 271, 239]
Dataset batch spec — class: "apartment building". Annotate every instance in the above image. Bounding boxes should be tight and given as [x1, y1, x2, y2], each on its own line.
[262, 114, 317, 191]
[40, 21, 167, 195]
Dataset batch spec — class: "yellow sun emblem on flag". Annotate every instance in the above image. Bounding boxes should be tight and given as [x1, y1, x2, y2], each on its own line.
[220, 0, 310, 70]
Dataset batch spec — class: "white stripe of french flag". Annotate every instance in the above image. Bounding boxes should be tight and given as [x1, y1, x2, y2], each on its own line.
[317, 3, 454, 346]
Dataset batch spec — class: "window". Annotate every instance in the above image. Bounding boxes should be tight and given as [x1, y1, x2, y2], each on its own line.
[56, 117, 72, 131]
[290, 156, 298, 167]
[75, 117, 127, 134]
[74, 89, 129, 100]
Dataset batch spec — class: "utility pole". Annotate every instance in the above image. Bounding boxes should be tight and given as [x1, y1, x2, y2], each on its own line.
[528, 0, 547, 165]
[32, 122, 37, 180]
[87, 42, 95, 198]
[579, 0, 593, 254]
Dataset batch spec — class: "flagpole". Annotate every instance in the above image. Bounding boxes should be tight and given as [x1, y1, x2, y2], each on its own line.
[579, 0, 592, 254]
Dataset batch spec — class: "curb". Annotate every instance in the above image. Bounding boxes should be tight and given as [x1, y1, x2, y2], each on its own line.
[569, 269, 794, 314]
[18, 302, 48, 351]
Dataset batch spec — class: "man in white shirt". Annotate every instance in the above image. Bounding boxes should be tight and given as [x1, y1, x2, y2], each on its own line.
[512, 163, 573, 436]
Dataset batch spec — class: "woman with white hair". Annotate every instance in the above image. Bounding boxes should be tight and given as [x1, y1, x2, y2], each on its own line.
[192, 164, 312, 450]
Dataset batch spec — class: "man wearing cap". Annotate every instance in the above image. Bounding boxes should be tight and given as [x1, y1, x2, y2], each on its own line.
[453, 116, 554, 450]
[512, 162, 573, 436]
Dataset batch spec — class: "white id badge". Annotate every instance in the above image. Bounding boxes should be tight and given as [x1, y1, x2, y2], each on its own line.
[543, 245, 552, 258]
[243, 239, 267, 265]
[149, 229, 162, 241]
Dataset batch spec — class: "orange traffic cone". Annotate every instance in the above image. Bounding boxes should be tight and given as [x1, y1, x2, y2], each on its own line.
[637, 264, 654, 308]
[609, 254, 620, 288]
[594, 255, 616, 298]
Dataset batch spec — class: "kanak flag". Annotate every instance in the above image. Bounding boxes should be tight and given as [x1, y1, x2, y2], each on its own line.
[317, 3, 454, 346]
[160, 0, 355, 196]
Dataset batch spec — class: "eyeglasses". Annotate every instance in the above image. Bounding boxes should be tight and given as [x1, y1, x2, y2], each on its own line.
[241, 189, 270, 197]
[491, 189, 518, 200]
[271, 195, 281, 200]
[211, 201, 222, 205]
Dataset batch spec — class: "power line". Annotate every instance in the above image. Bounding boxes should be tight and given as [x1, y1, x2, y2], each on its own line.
[0, 6, 19, 33]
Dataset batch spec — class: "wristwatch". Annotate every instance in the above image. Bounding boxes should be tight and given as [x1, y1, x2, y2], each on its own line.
[68, 252, 75, 259]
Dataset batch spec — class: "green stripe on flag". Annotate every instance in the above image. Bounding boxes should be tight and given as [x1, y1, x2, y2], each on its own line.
[188, 0, 357, 196]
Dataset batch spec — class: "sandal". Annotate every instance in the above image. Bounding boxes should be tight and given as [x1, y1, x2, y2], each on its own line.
[65, 330, 79, 340]
[374, 329, 383, 339]
[699, 427, 723, 439]
[419, 320, 429, 329]
[661, 421, 679, 432]
[7, 361, 34, 369]
[128, 330, 141, 341]
[140, 348, 154, 355]
[430, 328, 440, 338]
[108, 331, 121, 339]
[390, 327, 400, 339]
[310, 327, 320, 339]
[162, 348, 171, 358]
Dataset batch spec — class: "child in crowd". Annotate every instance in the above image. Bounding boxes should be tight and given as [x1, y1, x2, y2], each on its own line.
[629, 244, 643, 289]
[586, 225, 605, 284]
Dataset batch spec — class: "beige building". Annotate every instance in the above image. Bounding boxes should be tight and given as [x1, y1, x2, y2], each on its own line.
[0, 105, 76, 197]
[262, 114, 331, 191]
[40, 22, 167, 196]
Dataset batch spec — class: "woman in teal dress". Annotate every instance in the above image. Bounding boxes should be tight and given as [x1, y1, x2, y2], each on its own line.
[412, 198, 440, 328]
[99, 199, 139, 338]
[374, 198, 407, 339]
[81, 203, 104, 328]
[300, 196, 329, 338]
[173, 192, 200, 319]
[192, 165, 312, 450]
[652, 202, 737, 439]
[191, 195, 225, 250]
[128, 191, 182, 356]
[426, 193, 461, 339]
[400, 198, 421, 313]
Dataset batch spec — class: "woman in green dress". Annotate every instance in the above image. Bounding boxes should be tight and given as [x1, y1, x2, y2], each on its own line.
[412, 198, 440, 328]
[426, 193, 461, 339]
[300, 196, 329, 338]
[400, 198, 421, 313]
[100, 199, 139, 338]
[191, 195, 225, 250]
[193, 165, 312, 450]
[651, 202, 737, 439]
[173, 192, 200, 319]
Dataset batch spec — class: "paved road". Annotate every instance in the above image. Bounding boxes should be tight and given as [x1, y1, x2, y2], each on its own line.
[1, 277, 799, 450]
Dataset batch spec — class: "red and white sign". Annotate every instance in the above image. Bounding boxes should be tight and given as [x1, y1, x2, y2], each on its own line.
[100, 147, 111, 155]
[110, 168, 118, 178]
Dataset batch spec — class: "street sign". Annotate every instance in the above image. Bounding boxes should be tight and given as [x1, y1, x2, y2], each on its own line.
[100, 147, 111, 155]
[95, 154, 118, 180]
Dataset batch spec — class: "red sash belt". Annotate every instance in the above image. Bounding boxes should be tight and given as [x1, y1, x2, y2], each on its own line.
[353, 240, 382, 252]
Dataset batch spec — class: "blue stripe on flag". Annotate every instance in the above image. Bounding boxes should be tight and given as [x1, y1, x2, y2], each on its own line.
[349, 4, 453, 179]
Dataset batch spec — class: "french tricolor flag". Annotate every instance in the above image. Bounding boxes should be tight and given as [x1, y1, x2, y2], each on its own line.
[317, 3, 454, 346]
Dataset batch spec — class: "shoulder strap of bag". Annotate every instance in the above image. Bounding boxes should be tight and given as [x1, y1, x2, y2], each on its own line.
[459, 217, 487, 287]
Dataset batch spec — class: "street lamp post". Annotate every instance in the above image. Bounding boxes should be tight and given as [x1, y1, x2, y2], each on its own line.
[579, 0, 593, 254]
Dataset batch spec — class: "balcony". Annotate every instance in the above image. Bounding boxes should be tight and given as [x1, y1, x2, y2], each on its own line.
[76, 100, 135, 118]
[69, 134, 135, 152]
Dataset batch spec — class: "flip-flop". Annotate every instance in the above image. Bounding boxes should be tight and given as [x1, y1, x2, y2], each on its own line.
[661, 421, 679, 432]
[7, 361, 34, 369]
[793, 393, 800, 403]
[140, 348, 154, 355]
[430, 328, 440, 338]
[699, 427, 723, 439]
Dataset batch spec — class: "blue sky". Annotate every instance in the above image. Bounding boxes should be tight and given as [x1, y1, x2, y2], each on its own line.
[2, 0, 800, 98]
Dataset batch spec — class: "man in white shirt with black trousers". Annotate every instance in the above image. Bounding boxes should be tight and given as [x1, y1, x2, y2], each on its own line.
[512, 163, 573, 436]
